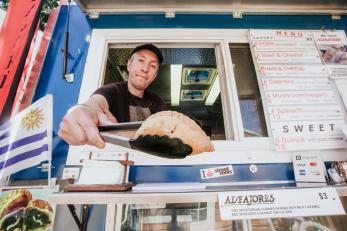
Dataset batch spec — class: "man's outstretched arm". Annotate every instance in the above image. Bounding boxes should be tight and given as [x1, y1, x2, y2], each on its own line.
[58, 94, 117, 148]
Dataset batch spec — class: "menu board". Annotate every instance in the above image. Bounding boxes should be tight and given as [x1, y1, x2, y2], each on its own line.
[249, 29, 347, 151]
[312, 31, 347, 79]
[312, 31, 347, 111]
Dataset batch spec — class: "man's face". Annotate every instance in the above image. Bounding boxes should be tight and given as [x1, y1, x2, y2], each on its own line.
[127, 49, 159, 91]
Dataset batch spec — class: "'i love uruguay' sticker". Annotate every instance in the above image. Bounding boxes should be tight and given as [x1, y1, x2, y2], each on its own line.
[200, 165, 234, 179]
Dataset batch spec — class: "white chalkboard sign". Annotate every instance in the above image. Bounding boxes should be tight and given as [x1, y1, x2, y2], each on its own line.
[249, 29, 347, 151]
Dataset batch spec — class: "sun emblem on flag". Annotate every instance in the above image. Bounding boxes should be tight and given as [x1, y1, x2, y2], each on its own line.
[21, 108, 44, 130]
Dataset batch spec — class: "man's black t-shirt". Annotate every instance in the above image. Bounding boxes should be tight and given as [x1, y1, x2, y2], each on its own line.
[93, 81, 166, 122]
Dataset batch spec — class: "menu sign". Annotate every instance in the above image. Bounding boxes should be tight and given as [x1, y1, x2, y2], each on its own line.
[249, 30, 312, 41]
[258, 64, 329, 78]
[252, 40, 316, 52]
[218, 188, 344, 220]
[249, 29, 347, 151]
[255, 51, 321, 64]
[265, 91, 336, 106]
[313, 31, 347, 79]
[269, 105, 343, 121]
[261, 78, 330, 91]
[271, 121, 346, 151]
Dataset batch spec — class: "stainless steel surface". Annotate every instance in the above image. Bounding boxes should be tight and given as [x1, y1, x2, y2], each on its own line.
[97, 121, 143, 131]
[100, 132, 132, 148]
[74, 0, 347, 14]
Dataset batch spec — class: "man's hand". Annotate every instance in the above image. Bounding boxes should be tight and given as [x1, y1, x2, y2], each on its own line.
[58, 95, 117, 148]
[58, 104, 105, 148]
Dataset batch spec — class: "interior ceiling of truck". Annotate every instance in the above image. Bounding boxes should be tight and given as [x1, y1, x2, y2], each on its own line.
[75, 0, 347, 14]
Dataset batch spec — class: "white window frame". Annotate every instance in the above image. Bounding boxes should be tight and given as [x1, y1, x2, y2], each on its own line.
[66, 29, 345, 166]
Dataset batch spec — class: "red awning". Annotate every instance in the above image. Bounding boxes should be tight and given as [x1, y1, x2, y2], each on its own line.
[0, 0, 44, 124]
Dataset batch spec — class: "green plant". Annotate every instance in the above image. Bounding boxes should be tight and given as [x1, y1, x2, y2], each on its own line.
[1, 0, 58, 30]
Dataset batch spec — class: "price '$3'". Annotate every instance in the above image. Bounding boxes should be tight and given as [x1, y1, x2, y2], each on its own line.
[319, 192, 328, 200]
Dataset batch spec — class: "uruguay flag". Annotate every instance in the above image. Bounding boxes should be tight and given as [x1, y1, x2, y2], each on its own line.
[0, 95, 52, 179]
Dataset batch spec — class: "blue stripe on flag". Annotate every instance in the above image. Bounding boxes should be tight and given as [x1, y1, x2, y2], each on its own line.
[0, 131, 48, 156]
[0, 132, 9, 141]
[0, 122, 9, 132]
[0, 144, 48, 170]
[0, 122, 10, 138]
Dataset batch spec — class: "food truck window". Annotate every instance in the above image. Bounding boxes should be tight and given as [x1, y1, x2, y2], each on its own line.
[103, 46, 226, 140]
[229, 43, 268, 137]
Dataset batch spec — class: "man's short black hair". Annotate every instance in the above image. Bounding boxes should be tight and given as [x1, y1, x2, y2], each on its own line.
[132, 43, 163, 64]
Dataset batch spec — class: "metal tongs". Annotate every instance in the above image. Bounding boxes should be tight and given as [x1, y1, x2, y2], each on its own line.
[98, 122, 192, 159]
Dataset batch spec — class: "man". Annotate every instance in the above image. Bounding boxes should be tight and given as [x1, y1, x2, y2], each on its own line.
[58, 44, 166, 148]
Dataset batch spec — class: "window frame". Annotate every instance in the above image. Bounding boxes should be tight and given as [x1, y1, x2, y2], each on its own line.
[78, 29, 246, 141]
[66, 28, 345, 165]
